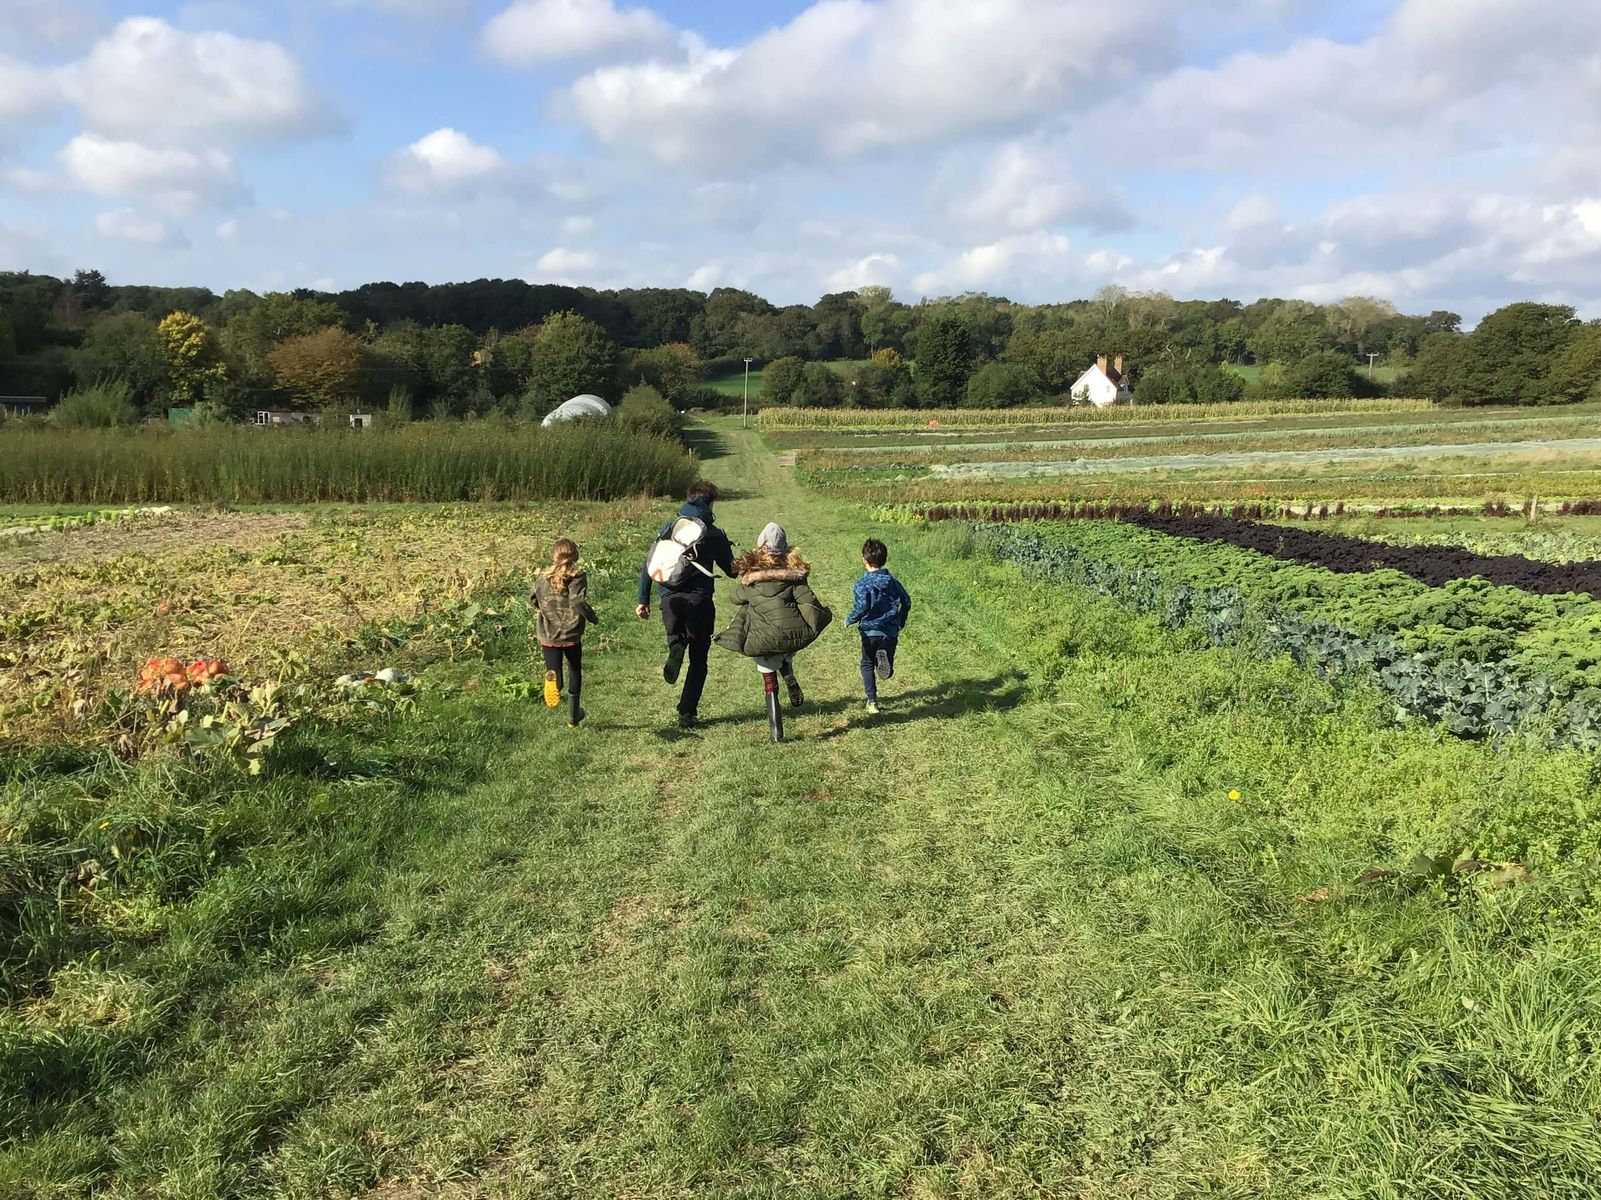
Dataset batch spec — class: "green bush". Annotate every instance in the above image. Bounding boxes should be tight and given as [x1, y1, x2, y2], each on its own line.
[51, 380, 141, 428]
[617, 383, 681, 439]
[963, 361, 1045, 408]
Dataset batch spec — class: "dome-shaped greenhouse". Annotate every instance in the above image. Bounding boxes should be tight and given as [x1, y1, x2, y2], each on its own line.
[540, 394, 612, 427]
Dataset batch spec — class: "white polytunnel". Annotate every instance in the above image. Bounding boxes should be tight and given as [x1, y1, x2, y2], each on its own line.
[540, 394, 612, 427]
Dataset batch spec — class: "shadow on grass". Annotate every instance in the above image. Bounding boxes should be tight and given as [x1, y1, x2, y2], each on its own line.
[812, 672, 1031, 739]
[681, 421, 733, 463]
[649, 671, 1031, 740]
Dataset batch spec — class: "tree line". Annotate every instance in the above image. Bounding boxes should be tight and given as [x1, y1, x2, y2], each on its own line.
[3, 270, 1598, 420]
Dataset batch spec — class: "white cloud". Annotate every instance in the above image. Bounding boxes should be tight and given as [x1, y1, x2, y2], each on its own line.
[685, 263, 722, 291]
[1123, 188, 1601, 316]
[0, 0, 100, 51]
[60, 17, 333, 147]
[0, 55, 59, 130]
[0, 222, 66, 275]
[392, 127, 507, 190]
[2, 166, 56, 193]
[827, 252, 901, 291]
[937, 137, 1131, 237]
[482, 0, 676, 67]
[95, 208, 186, 247]
[216, 219, 239, 239]
[568, 0, 1189, 168]
[914, 232, 1073, 294]
[1089, 0, 1601, 175]
[562, 214, 596, 235]
[61, 133, 242, 213]
[533, 246, 598, 278]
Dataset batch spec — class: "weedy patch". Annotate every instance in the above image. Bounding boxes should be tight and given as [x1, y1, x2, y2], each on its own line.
[0, 502, 649, 748]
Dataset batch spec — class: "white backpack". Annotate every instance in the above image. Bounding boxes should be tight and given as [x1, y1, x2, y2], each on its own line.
[646, 517, 715, 588]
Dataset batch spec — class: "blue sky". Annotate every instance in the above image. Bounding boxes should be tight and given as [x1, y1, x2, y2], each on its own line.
[2, 0, 1599, 321]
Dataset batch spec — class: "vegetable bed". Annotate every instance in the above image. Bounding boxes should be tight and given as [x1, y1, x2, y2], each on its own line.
[970, 519, 1601, 746]
[1127, 513, 1601, 597]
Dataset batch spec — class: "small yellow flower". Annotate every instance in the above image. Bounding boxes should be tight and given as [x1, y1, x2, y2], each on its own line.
[99, 821, 111, 829]
[1228, 789, 1241, 801]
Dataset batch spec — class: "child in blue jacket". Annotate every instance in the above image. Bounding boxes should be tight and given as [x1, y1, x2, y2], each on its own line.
[845, 538, 912, 714]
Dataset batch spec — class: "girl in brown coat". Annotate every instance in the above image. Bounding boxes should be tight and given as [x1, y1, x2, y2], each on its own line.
[531, 537, 599, 727]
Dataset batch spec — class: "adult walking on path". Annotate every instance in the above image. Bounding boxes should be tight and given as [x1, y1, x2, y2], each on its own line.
[637, 480, 736, 729]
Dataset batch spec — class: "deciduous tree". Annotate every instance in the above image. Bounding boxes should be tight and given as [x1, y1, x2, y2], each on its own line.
[267, 327, 367, 411]
[157, 310, 227, 406]
[523, 311, 618, 416]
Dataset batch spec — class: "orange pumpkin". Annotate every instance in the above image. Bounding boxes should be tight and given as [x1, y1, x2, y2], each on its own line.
[186, 658, 228, 685]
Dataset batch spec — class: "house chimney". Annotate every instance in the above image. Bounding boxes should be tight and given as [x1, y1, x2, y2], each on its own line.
[1096, 354, 1108, 375]
[1114, 354, 1124, 375]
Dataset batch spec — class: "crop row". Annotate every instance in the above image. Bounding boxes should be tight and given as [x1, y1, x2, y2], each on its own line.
[0, 423, 694, 504]
[758, 397, 1432, 430]
[878, 497, 1601, 525]
[971, 520, 1601, 747]
[1125, 513, 1601, 597]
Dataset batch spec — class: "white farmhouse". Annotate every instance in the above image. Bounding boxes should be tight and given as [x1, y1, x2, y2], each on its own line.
[1070, 355, 1132, 407]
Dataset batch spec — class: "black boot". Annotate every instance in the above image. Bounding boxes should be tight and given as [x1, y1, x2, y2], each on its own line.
[781, 665, 804, 707]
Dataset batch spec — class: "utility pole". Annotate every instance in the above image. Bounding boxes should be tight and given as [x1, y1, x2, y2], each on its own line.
[742, 357, 754, 427]
[1366, 352, 1380, 379]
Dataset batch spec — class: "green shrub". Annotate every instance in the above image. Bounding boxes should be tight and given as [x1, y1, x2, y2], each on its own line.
[617, 383, 681, 439]
[963, 361, 1045, 408]
[51, 380, 141, 428]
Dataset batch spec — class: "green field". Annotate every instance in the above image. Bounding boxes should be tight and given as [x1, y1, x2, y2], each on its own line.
[7, 415, 1601, 1196]
[703, 359, 875, 398]
[779, 401, 1601, 508]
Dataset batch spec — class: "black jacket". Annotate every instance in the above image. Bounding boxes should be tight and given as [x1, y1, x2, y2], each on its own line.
[638, 497, 735, 605]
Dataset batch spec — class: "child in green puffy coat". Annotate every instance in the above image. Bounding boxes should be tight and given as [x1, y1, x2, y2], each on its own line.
[714, 522, 831, 741]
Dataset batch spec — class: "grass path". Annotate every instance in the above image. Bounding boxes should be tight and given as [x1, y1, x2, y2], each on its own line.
[12, 421, 1601, 1198]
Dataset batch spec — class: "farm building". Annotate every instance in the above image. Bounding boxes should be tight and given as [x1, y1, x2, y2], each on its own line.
[253, 410, 314, 427]
[1, 396, 48, 417]
[542, 394, 612, 427]
[1070, 356, 1132, 407]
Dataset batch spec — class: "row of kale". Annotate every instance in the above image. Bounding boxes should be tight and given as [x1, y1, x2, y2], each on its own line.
[975, 521, 1601, 749]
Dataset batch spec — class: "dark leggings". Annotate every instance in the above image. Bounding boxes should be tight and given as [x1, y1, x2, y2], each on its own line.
[859, 634, 897, 701]
[542, 644, 582, 721]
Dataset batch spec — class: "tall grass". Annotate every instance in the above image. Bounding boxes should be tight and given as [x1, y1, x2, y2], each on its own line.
[758, 396, 1433, 430]
[50, 380, 141, 428]
[0, 421, 695, 503]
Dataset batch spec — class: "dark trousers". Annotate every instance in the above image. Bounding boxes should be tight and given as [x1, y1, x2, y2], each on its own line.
[542, 644, 582, 722]
[859, 633, 898, 701]
[660, 590, 714, 717]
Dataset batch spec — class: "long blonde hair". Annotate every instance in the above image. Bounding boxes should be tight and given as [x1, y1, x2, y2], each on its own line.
[547, 537, 581, 591]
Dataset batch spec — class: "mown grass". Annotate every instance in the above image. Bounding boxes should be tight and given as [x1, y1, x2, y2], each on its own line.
[0, 422, 695, 504]
[703, 360, 876, 398]
[703, 367, 766, 397]
[6, 419, 1601, 1196]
